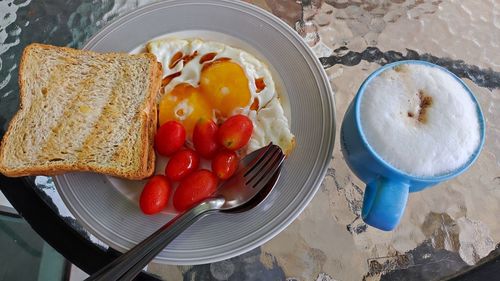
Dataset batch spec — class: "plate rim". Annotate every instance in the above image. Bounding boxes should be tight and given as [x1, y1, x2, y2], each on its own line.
[55, 0, 336, 265]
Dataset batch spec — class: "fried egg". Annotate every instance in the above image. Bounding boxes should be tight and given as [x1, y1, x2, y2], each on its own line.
[147, 38, 294, 155]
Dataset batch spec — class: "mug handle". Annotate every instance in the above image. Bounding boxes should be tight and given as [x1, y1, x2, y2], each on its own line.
[361, 177, 410, 231]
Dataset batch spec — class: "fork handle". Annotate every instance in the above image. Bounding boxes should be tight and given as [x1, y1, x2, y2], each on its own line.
[86, 197, 225, 281]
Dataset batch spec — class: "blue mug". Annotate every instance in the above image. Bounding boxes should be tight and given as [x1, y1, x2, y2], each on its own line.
[340, 60, 485, 231]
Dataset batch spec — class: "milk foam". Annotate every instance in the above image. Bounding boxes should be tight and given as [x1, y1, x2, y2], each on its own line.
[360, 64, 481, 177]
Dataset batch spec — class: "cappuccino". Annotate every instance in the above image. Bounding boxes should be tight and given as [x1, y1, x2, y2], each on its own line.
[359, 63, 481, 177]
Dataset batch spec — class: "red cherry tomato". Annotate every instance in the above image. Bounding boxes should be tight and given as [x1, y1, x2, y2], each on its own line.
[139, 175, 171, 215]
[173, 169, 218, 212]
[165, 149, 200, 181]
[155, 121, 186, 156]
[193, 118, 220, 159]
[212, 150, 239, 180]
[217, 114, 253, 150]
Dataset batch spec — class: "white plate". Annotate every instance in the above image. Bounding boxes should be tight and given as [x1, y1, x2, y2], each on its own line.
[55, 0, 335, 265]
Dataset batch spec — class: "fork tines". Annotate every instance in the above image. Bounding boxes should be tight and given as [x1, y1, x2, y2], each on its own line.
[244, 144, 284, 188]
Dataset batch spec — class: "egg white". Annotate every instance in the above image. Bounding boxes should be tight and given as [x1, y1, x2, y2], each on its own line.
[147, 38, 295, 155]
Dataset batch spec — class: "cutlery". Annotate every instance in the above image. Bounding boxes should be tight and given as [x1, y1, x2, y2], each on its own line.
[87, 143, 284, 281]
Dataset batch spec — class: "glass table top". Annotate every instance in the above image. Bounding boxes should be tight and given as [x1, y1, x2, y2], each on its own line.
[0, 0, 499, 280]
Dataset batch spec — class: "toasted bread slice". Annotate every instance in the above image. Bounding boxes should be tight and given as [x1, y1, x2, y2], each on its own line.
[0, 43, 162, 180]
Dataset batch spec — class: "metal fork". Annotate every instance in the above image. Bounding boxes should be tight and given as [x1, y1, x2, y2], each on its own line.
[87, 144, 285, 281]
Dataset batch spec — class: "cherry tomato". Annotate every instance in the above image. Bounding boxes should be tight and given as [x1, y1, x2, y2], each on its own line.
[139, 175, 171, 215]
[193, 118, 220, 159]
[212, 150, 239, 180]
[155, 121, 186, 156]
[165, 149, 200, 181]
[173, 169, 218, 212]
[217, 114, 253, 150]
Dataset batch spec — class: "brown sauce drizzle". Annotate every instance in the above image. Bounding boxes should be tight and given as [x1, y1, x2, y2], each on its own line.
[182, 51, 198, 65]
[255, 77, 266, 93]
[169, 51, 200, 69]
[199, 52, 217, 64]
[161, 71, 181, 87]
[250, 98, 259, 111]
[169, 51, 183, 69]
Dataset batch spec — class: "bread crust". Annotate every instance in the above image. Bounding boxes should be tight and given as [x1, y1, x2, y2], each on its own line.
[0, 43, 161, 180]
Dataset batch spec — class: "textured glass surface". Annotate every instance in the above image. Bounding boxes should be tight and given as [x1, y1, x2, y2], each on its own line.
[1, 1, 499, 280]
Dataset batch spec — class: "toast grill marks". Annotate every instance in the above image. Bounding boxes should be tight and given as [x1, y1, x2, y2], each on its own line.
[15, 48, 99, 166]
[0, 44, 161, 179]
[37, 51, 153, 172]
[78, 61, 151, 169]
[39, 54, 114, 164]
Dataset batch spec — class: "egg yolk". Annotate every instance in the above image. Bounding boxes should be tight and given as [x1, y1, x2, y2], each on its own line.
[158, 60, 252, 136]
[200, 61, 251, 117]
[158, 83, 212, 135]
